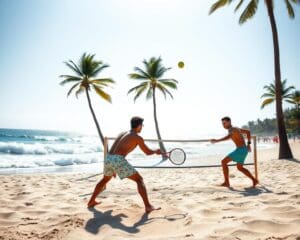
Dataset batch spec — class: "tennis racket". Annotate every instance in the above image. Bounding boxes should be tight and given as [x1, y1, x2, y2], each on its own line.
[162, 148, 186, 165]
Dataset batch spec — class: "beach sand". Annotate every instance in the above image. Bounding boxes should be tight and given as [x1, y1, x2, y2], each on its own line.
[0, 142, 299, 240]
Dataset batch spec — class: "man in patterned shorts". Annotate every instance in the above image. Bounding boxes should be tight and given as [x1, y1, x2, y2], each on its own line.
[88, 116, 162, 213]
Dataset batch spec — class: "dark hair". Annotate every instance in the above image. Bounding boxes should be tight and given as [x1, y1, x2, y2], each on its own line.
[221, 116, 231, 122]
[131, 116, 144, 129]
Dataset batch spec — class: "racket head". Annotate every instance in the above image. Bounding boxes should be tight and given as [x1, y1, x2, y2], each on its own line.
[168, 148, 186, 165]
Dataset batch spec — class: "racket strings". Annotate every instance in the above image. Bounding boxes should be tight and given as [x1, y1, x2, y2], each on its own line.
[169, 149, 186, 165]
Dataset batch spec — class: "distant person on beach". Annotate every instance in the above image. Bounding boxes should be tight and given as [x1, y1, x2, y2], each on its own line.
[273, 135, 279, 143]
[88, 116, 162, 213]
[210, 117, 258, 188]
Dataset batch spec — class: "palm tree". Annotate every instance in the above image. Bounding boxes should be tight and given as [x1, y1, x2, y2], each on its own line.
[209, 0, 299, 159]
[287, 90, 300, 112]
[128, 57, 178, 155]
[60, 53, 115, 146]
[261, 79, 295, 109]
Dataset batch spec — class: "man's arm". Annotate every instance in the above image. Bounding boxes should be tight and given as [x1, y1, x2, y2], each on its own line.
[240, 128, 252, 152]
[137, 136, 161, 155]
[210, 134, 231, 143]
[240, 128, 251, 144]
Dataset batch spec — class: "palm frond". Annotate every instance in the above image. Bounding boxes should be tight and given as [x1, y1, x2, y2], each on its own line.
[292, 90, 300, 102]
[79, 53, 88, 75]
[59, 76, 82, 86]
[159, 78, 179, 83]
[263, 85, 275, 94]
[127, 82, 148, 95]
[64, 61, 82, 76]
[133, 84, 148, 102]
[234, 0, 244, 12]
[282, 93, 294, 100]
[90, 64, 109, 77]
[134, 66, 152, 79]
[128, 57, 178, 101]
[75, 85, 85, 99]
[239, 0, 258, 24]
[93, 85, 112, 103]
[159, 79, 178, 89]
[261, 93, 275, 98]
[285, 99, 296, 104]
[61, 53, 113, 103]
[90, 78, 115, 87]
[261, 98, 275, 109]
[209, 0, 232, 14]
[156, 66, 171, 79]
[146, 87, 153, 100]
[69, 60, 83, 75]
[282, 85, 295, 95]
[285, 0, 295, 18]
[128, 73, 149, 80]
[156, 83, 174, 99]
[156, 84, 167, 99]
[145, 57, 160, 78]
[282, 93, 295, 100]
[67, 82, 81, 97]
[80, 53, 97, 76]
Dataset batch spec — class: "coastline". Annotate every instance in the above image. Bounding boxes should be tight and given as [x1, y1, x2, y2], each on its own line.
[0, 142, 299, 239]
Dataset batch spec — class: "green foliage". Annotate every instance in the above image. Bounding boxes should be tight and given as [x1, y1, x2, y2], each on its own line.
[128, 57, 178, 101]
[260, 79, 295, 109]
[60, 53, 115, 102]
[209, 0, 299, 24]
[243, 108, 300, 135]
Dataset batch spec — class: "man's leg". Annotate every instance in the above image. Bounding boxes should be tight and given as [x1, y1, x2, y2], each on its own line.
[236, 163, 258, 187]
[221, 157, 232, 187]
[88, 175, 112, 208]
[127, 173, 161, 213]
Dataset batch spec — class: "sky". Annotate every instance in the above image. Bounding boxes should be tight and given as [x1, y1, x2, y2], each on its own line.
[0, 0, 299, 138]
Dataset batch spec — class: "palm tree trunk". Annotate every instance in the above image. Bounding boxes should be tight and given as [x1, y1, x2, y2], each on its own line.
[85, 88, 105, 146]
[265, 0, 293, 159]
[152, 87, 167, 157]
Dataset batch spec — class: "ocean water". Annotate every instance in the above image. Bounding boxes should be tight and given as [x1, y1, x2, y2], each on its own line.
[0, 128, 274, 174]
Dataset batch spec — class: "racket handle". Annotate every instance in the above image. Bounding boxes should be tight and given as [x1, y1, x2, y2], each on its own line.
[160, 152, 170, 157]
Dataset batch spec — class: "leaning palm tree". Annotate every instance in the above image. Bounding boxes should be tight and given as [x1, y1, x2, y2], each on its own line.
[209, 0, 299, 159]
[60, 53, 115, 146]
[128, 57, 178, 155]
[261, 79, 295, 109]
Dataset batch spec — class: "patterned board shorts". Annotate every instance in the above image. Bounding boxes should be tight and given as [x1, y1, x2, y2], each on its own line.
[104, 154, 137, 180]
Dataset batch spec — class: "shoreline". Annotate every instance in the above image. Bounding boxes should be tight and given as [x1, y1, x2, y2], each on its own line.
[0, 142, 281, 175]
[0, 142, 299, 239]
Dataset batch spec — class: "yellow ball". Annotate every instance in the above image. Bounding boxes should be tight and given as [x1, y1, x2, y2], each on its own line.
[178, 61, 184, 68]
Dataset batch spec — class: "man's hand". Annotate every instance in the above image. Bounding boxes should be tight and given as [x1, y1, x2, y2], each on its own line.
[155, 149, 162, 154]
[247, 144, 252, 152]
[210, 139, 218, 144]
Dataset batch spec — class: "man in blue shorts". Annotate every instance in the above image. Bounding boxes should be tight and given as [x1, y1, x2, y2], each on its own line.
[88, 117, 162, 213]
[211, 117, 258, 188]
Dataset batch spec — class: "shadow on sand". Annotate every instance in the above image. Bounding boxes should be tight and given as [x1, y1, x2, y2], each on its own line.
[85, 208, 187, 235]
[286, 158, 300, 164]
[229, 184, 273, 197]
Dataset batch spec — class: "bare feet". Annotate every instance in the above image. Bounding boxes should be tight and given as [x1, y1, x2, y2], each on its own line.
[145, 205, 161, 213]
[220, 182, 230, 188]
[87, 200, 100, 208]
[252, 178, 259, 188]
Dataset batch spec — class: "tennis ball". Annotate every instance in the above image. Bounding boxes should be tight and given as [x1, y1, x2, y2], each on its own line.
[178, 61, 184, 68]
